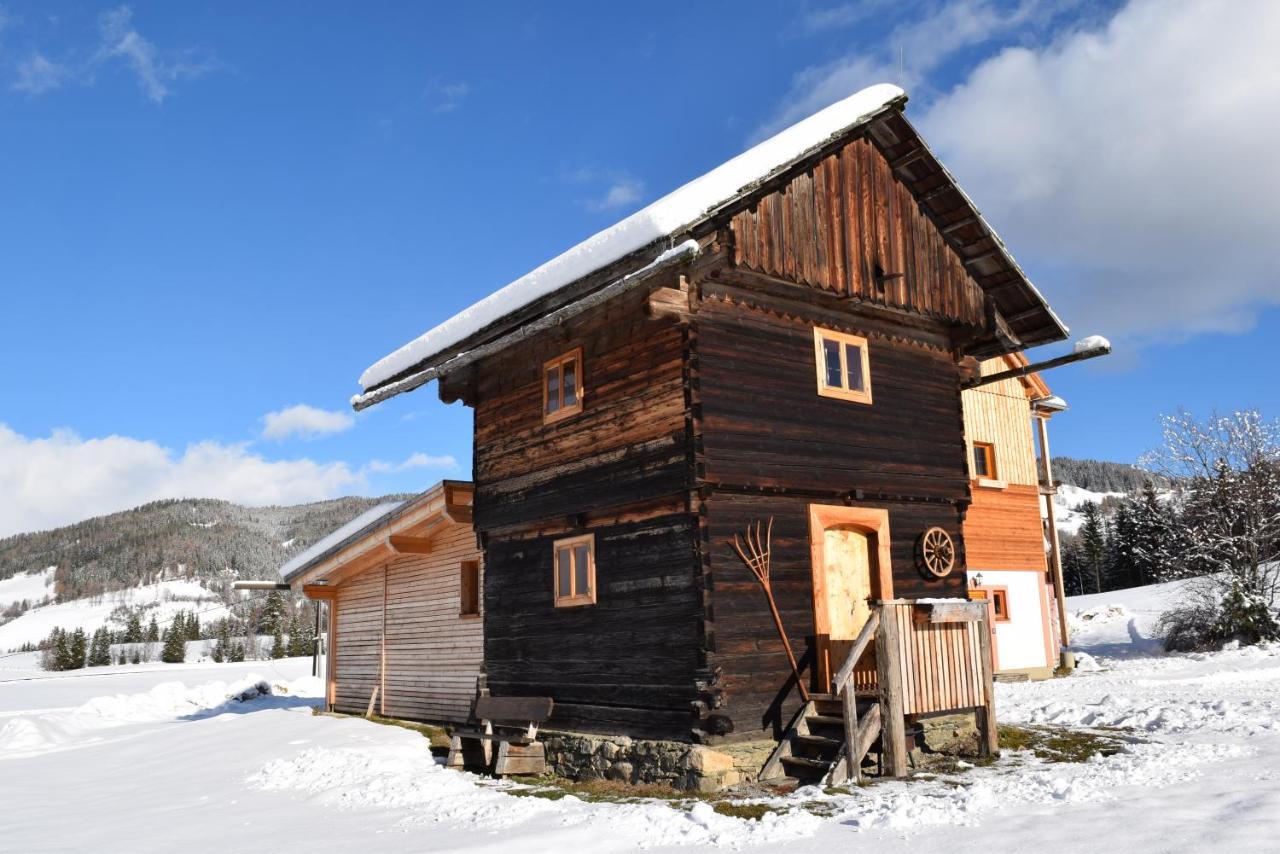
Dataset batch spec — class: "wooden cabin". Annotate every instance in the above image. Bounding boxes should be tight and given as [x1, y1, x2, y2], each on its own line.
[283, 481, 482, 723]
[348, 84, 1070, 784]
[961, 354, 1065, 679]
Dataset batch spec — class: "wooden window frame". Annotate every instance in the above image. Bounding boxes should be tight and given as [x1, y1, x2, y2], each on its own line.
[542, 347, 584, 425]
[972, 441, 998, 481]
[813, 327, 873, 404]
[970, 586, 1011, 622]
[459, 560, 480, 618]
[553, 533, 596, 608]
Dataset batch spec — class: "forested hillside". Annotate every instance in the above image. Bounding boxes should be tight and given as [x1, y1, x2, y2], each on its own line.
[1052, 456, 1168, 492]
[0, 496, 411, 603]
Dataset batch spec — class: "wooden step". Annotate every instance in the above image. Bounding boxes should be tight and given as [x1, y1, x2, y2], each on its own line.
[794, 733, 841, 750]
[780, 755, 831, 772]
[805, 713, 846, 728]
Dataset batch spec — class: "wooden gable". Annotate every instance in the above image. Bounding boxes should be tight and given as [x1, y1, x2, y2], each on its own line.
[727, 134, 987, 331]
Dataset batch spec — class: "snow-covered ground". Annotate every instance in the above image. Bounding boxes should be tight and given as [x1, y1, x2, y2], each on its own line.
[2, 582, 1278, 852]
[0, 579, 228, 652]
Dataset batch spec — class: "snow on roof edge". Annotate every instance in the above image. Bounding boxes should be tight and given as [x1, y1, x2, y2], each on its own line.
[358, 83, 908, 393]
[279, 500, 406, 582]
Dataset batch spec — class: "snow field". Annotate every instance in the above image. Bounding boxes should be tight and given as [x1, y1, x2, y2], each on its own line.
[3, 581, 1280, 852]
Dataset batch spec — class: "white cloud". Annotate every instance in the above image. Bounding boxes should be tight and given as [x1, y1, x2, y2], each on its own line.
[260, 404, 355, 441]
[12, 54, 68, 94]
[94, 5, 215, 103]
[0, 424, 364, 538]
[364, 452, 458, 474]
[425, 79, 469, 113]
[587, 177, 644, 212]
[562, 166, 646, 212]
[919, 0, 1280, 343]
[759, 0, 1054, 139]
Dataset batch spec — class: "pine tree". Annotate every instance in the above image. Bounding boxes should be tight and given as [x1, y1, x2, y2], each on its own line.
[123, 612, 144, 644]
[259, 591, 287, 636]
[88, 627, 112, 667]
[1079, 502, 1107, 595]
[287, 613, 314, 658]
[187, 612, 201, 641]
[228, 642, 246, 663]
[146, 615, 160, 643]
[270, 624, 286, 659]
[160, 624, 186, 664]
[68, 628, 88, 670]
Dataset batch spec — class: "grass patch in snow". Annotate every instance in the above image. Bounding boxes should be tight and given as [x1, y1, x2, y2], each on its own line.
[998, 724, 1130, 763]
[313, 709, 451, 750]
[503, 776, 788, 821]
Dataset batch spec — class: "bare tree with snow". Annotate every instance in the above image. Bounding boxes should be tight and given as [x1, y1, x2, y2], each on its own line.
[1140, 410, 1280, 650]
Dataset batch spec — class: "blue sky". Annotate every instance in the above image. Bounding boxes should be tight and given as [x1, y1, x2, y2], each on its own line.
[1, 1, 1277, 535]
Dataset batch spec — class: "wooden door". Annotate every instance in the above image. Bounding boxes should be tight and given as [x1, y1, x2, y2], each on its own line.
[817, 525, 874, 690]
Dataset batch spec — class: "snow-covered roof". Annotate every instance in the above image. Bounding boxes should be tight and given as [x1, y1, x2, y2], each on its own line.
[279, 500, 405, 582]
[358, 83, 908, 396]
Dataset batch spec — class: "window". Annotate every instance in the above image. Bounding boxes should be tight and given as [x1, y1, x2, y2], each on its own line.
[553, 533, 596, 607]
[970, 587, 1011, 622]
[459, 560, 480, 617]
[972, 442, 997, 480]
[813, 327, 872, 404]
[543, 347, 584, 425]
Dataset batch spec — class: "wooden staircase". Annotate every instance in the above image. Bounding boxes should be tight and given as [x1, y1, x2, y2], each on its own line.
[759, 611, 891, 786]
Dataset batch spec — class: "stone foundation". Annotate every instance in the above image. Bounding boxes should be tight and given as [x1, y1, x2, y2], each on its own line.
[541, 732, 744, 792]
[908, 711, 981, 768]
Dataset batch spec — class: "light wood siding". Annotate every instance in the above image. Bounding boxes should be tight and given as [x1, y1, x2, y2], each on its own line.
[332, 523, 483, 723]
[961, 359, 1038, 487]
[964, 485, 1047, 571]
[332, 568, 384, 714]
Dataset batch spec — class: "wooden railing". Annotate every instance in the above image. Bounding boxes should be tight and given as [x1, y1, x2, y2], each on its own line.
[831, 598, 997, 780]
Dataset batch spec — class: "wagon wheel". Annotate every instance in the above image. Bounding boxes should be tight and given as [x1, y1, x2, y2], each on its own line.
[918, 527, 956, 578]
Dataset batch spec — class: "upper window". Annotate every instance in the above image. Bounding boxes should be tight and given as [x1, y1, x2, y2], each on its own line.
[553, 533, 596, 608]
[543, 347, 584, 425]
[972, 442, 997, 480]
[813, 328, 872, 404]
[459, 560, 480, 617]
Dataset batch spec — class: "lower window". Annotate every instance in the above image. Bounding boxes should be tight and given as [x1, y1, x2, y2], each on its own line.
[553, 533, 596, 607]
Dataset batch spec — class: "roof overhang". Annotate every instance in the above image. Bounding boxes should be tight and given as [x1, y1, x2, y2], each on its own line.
[285, 480, 473, 592]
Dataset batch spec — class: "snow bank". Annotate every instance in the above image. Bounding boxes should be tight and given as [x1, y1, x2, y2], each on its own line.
[358, 83, 905, 392]
[0, 673, 322, 757]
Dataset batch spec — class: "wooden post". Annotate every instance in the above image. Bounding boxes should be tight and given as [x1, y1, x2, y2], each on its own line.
[841, 682, 860, 783]
[974, 608, 999, 757]
[1036, 414, 1071, 650]
[874, 604, 908, 777]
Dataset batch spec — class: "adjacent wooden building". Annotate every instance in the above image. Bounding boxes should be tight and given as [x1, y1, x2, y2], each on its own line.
[336, 84, 1073, 781]
[961, 354, 1064, 679]
[283, 481, 482, 723]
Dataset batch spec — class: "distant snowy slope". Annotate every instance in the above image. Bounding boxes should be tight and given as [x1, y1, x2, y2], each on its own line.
[0, 580, 229, 652]
[1052, 484, 1127, 535]
[0, 566, 55, 610]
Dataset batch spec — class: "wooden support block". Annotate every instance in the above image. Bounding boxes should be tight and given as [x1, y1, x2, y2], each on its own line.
[494, 741, 546, 777]
[388, 535, 433, 554]
[364, 685, 380, 719]
[926, 602, 983, 623]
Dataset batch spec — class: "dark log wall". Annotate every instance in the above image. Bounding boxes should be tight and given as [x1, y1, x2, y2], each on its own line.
[470, 284, 705, 740]
[483, 513, 703, 739]
[728, 135, 986, 328]
[693, 286, 970, 739]
[472, 285, 689, 531]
